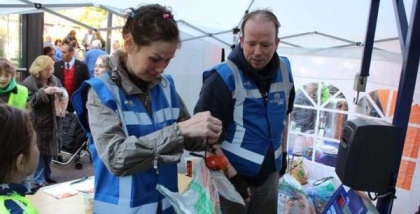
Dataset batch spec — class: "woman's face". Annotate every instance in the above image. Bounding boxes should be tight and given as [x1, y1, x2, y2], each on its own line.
[0, 72, 12, 88]
[40, 65, 54, 80]
[126, 40, 179, 82]
[94, 57, 107, 77]
[46, 50, 55, 61]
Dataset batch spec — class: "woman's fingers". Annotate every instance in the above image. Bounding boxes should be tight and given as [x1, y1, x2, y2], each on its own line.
[180, 111, 223, 139]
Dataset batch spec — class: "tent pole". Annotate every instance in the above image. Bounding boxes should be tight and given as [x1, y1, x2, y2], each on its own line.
[18, 0, 96, 30]
[393, 0, 408, 57]
[106, 12, 112, 53]
[376, 0, 420, 213]
[359, 0, 380, 77]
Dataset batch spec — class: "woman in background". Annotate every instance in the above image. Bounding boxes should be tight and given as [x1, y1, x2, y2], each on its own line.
[22, 55, 63, 187]
[43, 46, 56, 61]
[93, 55, 110, 77]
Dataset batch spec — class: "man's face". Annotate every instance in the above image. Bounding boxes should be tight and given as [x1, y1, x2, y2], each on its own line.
[60, 45, 74, 62]
[240, 19, 279, 71]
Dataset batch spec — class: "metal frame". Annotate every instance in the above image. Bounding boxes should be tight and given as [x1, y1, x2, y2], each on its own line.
[377, 0, 420, 213]
[2, 0, 401, 51]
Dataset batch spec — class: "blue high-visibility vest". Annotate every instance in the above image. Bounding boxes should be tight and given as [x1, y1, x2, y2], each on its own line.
[72, 73, 181, 214]
[208, 57, 293, 176]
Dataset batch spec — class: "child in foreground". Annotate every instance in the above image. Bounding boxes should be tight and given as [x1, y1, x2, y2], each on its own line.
[0, 105, 40, 214]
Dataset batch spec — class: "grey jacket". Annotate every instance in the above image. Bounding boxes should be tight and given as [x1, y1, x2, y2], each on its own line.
[22, 74, 62, 156]
[86, 53, 205, 176]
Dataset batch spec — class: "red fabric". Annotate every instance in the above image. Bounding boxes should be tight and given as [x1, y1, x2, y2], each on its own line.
[63, 65, 76, 97]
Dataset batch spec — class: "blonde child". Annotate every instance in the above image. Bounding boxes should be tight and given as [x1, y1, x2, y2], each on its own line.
[0, 58, 28, 109]
[0, 58, 32, 190]
[0, 105, 39, 213]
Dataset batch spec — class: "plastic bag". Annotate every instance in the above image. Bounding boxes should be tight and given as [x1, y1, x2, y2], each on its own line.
[157, 159, 244, 214]
[305, 177, 336, 214]
[278, 174, 316, 214]
[288, 157, 309, 185]
[54, 87, 68, 117]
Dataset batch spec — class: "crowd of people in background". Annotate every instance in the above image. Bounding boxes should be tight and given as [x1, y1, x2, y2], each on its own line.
[0, 28, 118, 191]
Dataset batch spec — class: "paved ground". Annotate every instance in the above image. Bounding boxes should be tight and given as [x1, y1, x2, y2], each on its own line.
[29, 150, 94, 187]
[50, 150, 94, 183]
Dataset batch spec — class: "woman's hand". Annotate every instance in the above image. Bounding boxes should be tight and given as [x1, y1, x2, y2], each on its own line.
[44, 86, 60, 95]
[178, 111, 222, 143]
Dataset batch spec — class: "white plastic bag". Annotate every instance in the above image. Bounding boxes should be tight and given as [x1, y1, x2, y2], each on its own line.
[157, 159, 244, 214]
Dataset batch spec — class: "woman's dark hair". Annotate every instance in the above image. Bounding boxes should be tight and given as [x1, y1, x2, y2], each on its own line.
[122, 4, 179, 46]
[54, 39, 62, 46]
[0, 105, 35, 183]
[43, 46, 55, 55]
[241, 9, 281, 37]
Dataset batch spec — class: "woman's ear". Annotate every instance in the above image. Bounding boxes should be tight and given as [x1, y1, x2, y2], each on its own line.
[124, 34, 135, 54]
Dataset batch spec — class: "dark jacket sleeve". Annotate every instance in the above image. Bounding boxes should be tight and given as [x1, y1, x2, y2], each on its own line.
[287, 85, 295, 114]
[76, 60, 90, 89]
[194, 70, 233, 141]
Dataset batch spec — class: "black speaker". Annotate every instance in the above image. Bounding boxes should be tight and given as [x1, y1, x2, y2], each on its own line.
[335, 118, 396, 194]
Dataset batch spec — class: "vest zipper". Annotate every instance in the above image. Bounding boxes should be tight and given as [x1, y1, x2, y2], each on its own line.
[145, 93, 149, 108]
[263, 92, 268, 107]
[262, 92, 273, 144]
[152, 137, 159, 174]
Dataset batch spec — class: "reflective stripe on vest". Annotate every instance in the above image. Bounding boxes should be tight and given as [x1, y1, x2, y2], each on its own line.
[0, 194, 38, 214]
[93, 177, 173, 214]
[214, 58, 293, 176]
[72, 73, 179, 213]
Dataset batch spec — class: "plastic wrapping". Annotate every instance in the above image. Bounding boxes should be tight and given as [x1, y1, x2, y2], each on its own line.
[278, 174, 316, 214]
[54, 87, 69, 117]
[305, 177, 336, 214]
[157, 159, 244, 214]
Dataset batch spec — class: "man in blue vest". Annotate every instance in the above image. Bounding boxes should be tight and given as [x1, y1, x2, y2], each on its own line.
[194, 9, 295, 214]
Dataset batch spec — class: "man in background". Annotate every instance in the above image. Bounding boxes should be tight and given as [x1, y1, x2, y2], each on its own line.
[82, 29, 96, 51]
[84, 40, 108, 77]
[54, 44, 89, 113]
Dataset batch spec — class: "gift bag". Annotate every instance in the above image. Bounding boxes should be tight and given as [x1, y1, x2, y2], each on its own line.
[54, 87, 68, 117]
[157, 159, 244, 214]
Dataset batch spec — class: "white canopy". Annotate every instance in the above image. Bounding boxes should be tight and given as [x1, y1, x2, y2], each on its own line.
[0, 0, 413, 53]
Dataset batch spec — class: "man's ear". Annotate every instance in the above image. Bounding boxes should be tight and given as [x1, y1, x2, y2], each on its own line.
[239, 35, 244, 48]
[124, 34, 135, 54]
[15, 154, 26, 173]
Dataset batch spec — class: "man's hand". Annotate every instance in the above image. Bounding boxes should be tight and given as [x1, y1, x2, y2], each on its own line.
[279, 152, 288, 176]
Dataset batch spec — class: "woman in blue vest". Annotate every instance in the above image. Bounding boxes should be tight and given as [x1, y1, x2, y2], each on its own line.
[72, 4, 222, 214]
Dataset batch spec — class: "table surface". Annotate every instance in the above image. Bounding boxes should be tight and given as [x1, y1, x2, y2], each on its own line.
[27, 174, 192, 214]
